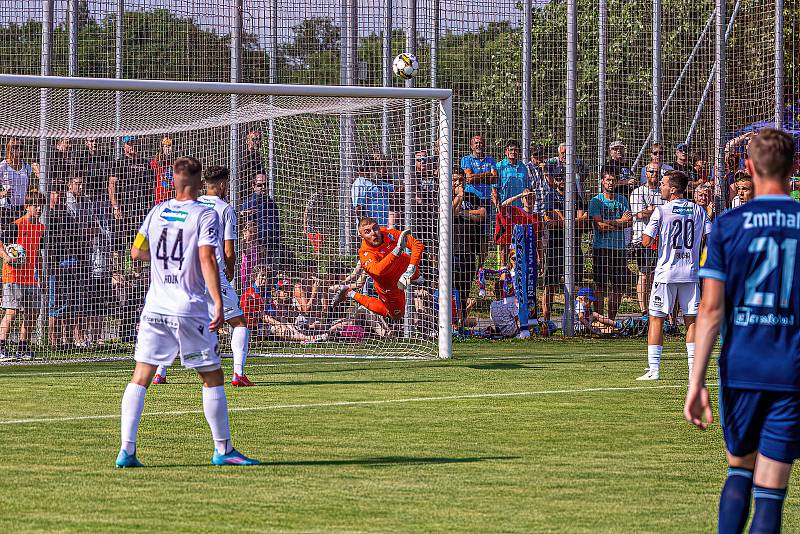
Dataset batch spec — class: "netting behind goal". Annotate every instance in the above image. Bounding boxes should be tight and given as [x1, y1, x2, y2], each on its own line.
[0, 82, 451, 363]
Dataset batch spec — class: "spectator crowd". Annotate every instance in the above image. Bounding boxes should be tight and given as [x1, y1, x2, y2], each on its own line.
[0, 127, 798, 357]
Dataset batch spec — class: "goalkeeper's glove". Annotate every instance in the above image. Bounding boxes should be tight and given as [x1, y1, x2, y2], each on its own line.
[397, 265, 416, 291]
[392, 229, 412, 256]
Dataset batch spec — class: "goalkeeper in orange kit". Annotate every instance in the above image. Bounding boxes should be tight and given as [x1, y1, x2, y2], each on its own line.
[332, 217, 424, 321]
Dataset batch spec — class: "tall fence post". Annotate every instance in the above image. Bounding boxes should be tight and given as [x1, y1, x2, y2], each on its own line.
[430, 0, 440, 151]
[714, 0, 726, 213]
[652, 0, 662, 144]
[229, 0, 242, 213]
[338, 0, 352, 254]
[775, 0, 784, 129]
[404, 0, 416, 336]
[382, 0, 393, 156]
[522, 0, 532, 163]
[268, 0, 278, 197]
[564, 0, 577, 337]
[68, 0, 79, 132]
[39, 0, 54, 343]
[115, 0, 124, 159]
[597, 0, 607, 180]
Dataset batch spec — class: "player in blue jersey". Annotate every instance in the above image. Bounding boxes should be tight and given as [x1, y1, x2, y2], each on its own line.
[686, 128, 798, 533]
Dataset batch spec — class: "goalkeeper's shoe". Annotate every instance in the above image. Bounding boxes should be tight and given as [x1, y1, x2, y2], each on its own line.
[212, 448, 260, 466]
[231, 374, 255, 387]
[330, 285, 350, 308]
[115, 449, 144, 468]
[152, 374, 166, 385]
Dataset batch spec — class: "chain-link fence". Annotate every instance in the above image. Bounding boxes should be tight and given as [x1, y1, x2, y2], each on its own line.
[0, 0, 797, 341]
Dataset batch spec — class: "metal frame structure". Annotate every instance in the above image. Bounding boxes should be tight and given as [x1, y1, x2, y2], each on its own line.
[0, 74, 455, 360]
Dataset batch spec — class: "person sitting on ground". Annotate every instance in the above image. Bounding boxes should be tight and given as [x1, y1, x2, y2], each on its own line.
[488, 278, 519, 338]
[571, 287, 625, 335]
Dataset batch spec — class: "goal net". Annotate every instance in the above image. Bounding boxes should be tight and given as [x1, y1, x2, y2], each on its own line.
[0, 76, 453, 363]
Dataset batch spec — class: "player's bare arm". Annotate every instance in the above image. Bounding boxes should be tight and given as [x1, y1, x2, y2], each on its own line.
[684, 278, 724, 430]
[223, 239, 236, 281]
[199, 244, 223, 332]
[131, 232, 151, 262]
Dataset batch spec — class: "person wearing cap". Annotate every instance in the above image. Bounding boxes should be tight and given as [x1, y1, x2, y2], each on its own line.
[150, 136, 176, 205]
[108, 135, 155, 260]
[639, 143, 673, 184]
[526, 143, 552, 216]
[605, 141, 635, 195]
[572, 287, 625, 335]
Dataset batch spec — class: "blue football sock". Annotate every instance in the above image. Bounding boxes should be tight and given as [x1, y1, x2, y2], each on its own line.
[749, 485, 786, 534]
[718, 467, 753, 534]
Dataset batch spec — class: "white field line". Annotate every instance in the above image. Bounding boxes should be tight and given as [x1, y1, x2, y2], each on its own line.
[0, 353, 647, 379]
[0, 383, 696, 426]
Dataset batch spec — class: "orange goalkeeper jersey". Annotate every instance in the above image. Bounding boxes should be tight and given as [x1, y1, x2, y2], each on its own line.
[358, 228, 424, 291]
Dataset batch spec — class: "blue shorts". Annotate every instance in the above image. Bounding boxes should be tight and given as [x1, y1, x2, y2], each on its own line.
[719, 386, 800, 464]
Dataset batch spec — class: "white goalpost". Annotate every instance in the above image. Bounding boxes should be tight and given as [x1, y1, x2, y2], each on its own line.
[0, 75, 453, 361]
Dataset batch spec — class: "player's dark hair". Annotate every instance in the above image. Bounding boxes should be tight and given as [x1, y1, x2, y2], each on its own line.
[665, 170, 689, 194]
[600, 166, 617, 179]
[24, 189, 45, 207]
[203, 165, 229, 184]
[748, 128, 795, 180]
[506, 139, 520, 150]
[173, 156, 202, 180]
[734, 170, 752, 183]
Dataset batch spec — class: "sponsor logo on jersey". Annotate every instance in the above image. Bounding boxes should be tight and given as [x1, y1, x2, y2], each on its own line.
[671, 205, 694, 216]
[733, 306, 795, 327]
[160, 208, 189, 222]
[199, 199, 216, 209]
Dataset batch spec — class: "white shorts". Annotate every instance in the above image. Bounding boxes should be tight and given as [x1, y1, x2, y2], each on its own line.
[207, 276, 243, 322]
[134, 312, 220, 371]
[648, 281, 700, 318]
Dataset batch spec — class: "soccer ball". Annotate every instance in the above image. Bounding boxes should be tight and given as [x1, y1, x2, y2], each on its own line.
[5, 243, 26, 266]
[393, 53, 419, 80]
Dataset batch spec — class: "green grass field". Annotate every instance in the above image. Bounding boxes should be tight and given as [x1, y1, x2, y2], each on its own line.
[1, 338, 797, 533]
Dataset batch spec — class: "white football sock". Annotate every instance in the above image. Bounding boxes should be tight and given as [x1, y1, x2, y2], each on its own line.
[231, 326, 250, 377]
[155, 365, 167, 377]
[202, 385, 232, 455]
[686, 342, 696, 375]
[120, 383, 147, 455]
[647, 345, 662, 373]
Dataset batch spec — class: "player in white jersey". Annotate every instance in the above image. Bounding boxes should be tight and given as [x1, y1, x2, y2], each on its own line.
[636, 170, 712, 381]
[153, 165, 254, 387]
[115, 156, 258, 468]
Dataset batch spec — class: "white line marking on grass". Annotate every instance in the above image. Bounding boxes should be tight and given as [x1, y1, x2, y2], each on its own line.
[0, 353, 648, 379]
[0, 383, 695, 426]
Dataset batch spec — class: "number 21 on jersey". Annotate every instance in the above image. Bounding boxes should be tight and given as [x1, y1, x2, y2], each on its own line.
[745, 236, 797, 308]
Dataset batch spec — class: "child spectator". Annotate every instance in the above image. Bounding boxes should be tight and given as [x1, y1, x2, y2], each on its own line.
[572, 287, 624, 335]
[0, 190, 46, 360]
[489, 278, 519, 338]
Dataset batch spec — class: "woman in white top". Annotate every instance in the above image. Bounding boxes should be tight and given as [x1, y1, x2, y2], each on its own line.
[0, 138, 33, 214]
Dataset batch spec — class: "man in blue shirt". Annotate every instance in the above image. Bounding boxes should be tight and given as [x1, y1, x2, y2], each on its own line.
[588, 168, 633, 319]
[351, 163, 394, 227]
[493, 139, 529, 210]
[460, 135, 497, 202]
[687, 128, 799, 534]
